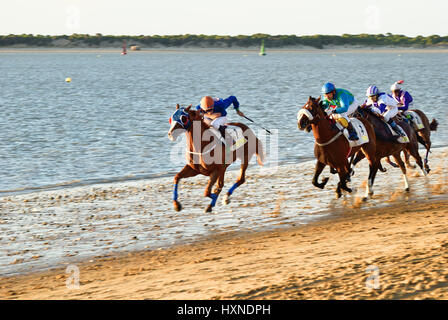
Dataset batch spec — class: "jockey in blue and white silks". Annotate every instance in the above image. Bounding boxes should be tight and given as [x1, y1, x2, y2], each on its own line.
[196, 96, 245, 139]
[390, 81, 413, 112]
[362, 85, 406, 137]
[320, 82, 359, 140]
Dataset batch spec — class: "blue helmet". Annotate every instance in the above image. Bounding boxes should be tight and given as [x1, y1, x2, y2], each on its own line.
[322, 82, 335, 94]
[366, 85, 379, 97]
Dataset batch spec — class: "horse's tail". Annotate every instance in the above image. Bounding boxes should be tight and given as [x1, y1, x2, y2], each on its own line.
[256, 137, 265, 166]
[430, 118, 438, 131]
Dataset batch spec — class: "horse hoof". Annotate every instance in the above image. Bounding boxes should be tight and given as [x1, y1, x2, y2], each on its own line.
[173, 201, 182, 212]
[222, 195, 230, 205]
[405, 187, 410, 192]
[205, 205, 213, 213]
[362, 197, 368, 202]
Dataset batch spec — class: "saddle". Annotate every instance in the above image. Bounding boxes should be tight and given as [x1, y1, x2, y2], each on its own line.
[403, 110, 424, 130]
[211, 125, 247, 152]
[382, 120, 409, 144]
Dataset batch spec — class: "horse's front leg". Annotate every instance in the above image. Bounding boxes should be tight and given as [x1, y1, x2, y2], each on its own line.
[173, 165, 199, 212]
[336, 165, 352, 198]
[204, 170, 220, 213]
[312, 161, 329, 189]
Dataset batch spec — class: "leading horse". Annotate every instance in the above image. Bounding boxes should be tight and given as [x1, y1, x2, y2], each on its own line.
[297, 96, 378, 200]
[168, 105, 265, 213]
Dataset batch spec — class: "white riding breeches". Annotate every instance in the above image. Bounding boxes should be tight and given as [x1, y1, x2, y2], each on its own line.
[204, 116, 228, 129]
[383, 105, 398, 122]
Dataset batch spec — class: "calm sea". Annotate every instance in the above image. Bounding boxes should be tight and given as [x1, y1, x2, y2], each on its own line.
[0, 50, 446, 193]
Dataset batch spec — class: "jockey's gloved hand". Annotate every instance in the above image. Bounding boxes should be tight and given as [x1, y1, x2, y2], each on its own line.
[325, 108, 333, 116]
[236, 109, 245, 117]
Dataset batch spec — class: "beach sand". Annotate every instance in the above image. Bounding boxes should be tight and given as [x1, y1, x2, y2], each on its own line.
[1, 146, 447, 299]
[1, 197, 447, 300]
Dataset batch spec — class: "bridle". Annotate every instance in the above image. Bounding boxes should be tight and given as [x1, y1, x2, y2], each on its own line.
[300, 99, 344, 147]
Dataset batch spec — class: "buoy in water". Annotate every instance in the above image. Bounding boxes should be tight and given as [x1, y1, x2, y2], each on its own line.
[65, 77, 72, 83]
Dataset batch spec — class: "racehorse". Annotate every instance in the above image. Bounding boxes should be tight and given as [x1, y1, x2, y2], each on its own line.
[351, 106, 427, 191]
[297, 96, 378, 200]
[168, 104, 265, 213]
[387, 110, 438, 173]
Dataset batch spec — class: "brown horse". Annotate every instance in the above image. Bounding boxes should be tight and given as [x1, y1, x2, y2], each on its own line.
[351, 107, 427, 191]
[386, 110, 438, 172]
[297, 96, 378, 200]
[168, 104, 265, 213]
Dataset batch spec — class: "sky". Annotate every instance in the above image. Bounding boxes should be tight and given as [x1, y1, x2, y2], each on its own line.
[1, 0, 446, 36]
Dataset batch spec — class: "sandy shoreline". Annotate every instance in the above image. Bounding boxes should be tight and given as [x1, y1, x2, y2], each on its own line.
[1, 46, 448, 54]
[1, 197, 447, 300]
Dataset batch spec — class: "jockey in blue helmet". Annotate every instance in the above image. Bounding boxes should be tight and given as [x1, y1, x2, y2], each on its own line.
[321, 82, 359, 141]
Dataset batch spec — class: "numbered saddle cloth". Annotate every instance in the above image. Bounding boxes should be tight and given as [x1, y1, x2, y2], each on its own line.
[384, 122, 410, 143]
[224, 125, 247, 152]
[336, 118, 370, 147]
[404, 110, 424, 130]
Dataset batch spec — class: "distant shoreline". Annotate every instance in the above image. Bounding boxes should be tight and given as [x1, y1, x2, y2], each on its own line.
[1, 46, 448, 54]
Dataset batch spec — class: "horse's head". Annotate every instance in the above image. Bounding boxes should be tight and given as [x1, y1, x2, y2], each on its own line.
[297, 96, 323, 131]
[168, 104, 202, 141]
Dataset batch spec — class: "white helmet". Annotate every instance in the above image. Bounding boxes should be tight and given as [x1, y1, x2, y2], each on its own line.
[391, 80, 403, 91]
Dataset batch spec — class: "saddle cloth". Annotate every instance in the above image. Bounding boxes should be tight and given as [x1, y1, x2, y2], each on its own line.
[335, 118, 370, 147]
[209, 125, 247, 152]
[404, 110, 424, 130]
[226, 125, 247, 151]
[385, 122, 409, 143]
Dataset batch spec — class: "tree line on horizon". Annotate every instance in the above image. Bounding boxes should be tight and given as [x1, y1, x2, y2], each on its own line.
[1, 33, 447, 48]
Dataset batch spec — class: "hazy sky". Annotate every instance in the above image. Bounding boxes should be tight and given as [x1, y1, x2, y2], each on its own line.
[1, 0, 446, 36]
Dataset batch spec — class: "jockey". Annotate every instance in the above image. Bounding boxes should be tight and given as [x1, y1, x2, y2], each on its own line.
[196, 95, 245, 140]
[362, 85, 406, 137]
[390, 80, 413, 112]
[321, 82, 359, 141]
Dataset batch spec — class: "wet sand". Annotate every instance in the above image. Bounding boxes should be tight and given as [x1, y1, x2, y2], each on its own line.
[0, 146, 447, 299]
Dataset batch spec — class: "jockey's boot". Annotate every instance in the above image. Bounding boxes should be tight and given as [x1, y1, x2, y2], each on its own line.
[346, 121, 359, 141]
[388, 119, 406, 137]
[218, 125, 227, 139]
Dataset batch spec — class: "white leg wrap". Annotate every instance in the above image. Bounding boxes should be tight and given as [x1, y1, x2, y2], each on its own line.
[403, 174, 409, 190]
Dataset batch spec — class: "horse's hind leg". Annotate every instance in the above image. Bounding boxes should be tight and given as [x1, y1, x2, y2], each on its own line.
[173, 165, 199, 211]
[418, 132, 431, 173]
[222, 162, 248, 205]
[312, 161, 329, 189]
[408, 145, 427, 177]
[392, 153, 410, 192]
[385, 156, 399, 168]
[404, 150, 416, 169]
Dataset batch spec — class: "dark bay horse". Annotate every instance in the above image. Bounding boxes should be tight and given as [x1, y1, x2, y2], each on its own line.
[297, 96, 378, 199]
[388, 110, 438, 172]
[168, 105, 265, 213]
[351, 107, 427, 191]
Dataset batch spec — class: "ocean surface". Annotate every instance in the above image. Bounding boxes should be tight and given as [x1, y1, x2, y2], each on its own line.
[0, 50, 447, 194]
